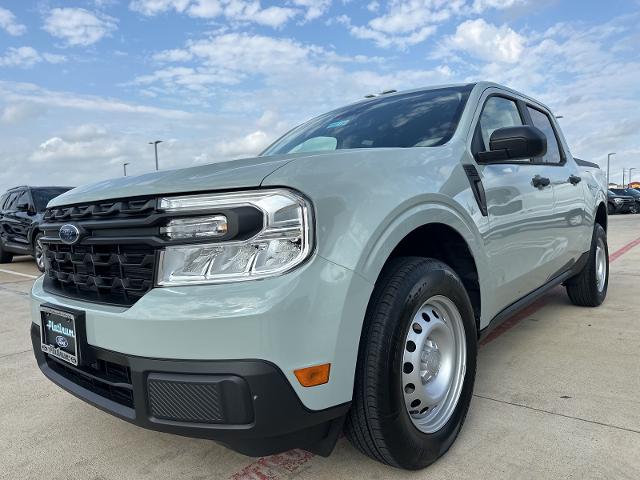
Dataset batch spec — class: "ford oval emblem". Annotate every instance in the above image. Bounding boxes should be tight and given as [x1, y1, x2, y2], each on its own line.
[59, 224, 80, 245]
[55, 335, 69, 348]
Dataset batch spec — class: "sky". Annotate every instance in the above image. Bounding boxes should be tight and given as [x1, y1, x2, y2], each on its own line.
[0, 0, 639, 192]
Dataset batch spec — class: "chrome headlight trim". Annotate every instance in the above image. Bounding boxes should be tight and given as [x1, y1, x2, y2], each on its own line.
[156, 189, 314, 286]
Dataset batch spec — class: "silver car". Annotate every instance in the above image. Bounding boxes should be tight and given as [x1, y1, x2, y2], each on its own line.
[31, 82, 608, 470]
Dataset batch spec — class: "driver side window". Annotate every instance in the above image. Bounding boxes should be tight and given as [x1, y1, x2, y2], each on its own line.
[478, 96, 523, 150]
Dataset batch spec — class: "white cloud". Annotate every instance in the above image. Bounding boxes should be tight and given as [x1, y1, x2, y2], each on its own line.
[43, 8, 118, 46]
[1, 103, 43, 124]
[214, 130, 270, 157]
[0, 80, 192, 119]
[0, 7, 26, 36]
[341, 0, 464, 49]
[342, 0, 530, 49]
[130, 0, 301, 28]
[0, 47, 68, 68]
[129, 0, 191, 15]
[290, 0, 332, 21]
[445, 19, 524, 63]
[471, 0, 524, 13]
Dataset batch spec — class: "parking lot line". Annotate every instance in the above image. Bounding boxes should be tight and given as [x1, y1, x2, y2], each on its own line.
[609, 236, 640, 262]
[0, 268, 39, 279]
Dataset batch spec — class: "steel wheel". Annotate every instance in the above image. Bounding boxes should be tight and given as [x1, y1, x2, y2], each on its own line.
[402, 295, 467, 433]
[595, 236, 607, 292]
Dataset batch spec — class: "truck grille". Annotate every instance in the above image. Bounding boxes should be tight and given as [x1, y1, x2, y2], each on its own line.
[43, 198, 156, 221]
[41, 197, 159, 307]
[44, 243, 156, 306]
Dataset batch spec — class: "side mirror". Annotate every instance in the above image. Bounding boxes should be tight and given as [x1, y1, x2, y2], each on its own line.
[476, 125, 547, 163]
[16, 202, 29, 212]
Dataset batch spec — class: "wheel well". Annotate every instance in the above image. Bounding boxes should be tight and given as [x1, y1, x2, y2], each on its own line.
[386, 223, 481, 330]
[595, 202, 607, 231]
[31, 228, 40, 246]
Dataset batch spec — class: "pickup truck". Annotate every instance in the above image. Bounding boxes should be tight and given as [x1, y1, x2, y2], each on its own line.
[31, 82, 609, 470]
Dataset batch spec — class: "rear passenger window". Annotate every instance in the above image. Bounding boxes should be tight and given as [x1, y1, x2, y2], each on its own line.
[4, 192, 18, 211]
[478, 96, 523, 150]
[527, 107, 562, 164]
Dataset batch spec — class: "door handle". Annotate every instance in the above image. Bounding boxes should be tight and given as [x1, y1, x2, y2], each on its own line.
[532, 175, 551, 188]
[568, 175, 582, 185]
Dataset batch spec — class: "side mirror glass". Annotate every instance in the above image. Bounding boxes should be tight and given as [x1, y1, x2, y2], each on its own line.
[477, 125, 547, 163]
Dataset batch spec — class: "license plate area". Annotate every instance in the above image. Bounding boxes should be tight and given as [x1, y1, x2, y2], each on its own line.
[40, 305, 86, 367]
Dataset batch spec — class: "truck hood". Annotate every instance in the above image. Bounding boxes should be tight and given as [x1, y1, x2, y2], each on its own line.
[49, 155, 294, 207]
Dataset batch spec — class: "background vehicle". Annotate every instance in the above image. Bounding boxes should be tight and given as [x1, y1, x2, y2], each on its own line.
[0, 186, 72, 271]
[30, 82, 608, 470]
[607, 189, 636, 214]
[610, 188, 640, 213]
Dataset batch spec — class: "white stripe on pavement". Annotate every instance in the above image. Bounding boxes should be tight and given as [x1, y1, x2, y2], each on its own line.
[0, 268, 39, 279]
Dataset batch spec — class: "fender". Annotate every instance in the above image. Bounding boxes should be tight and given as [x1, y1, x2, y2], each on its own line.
[355, 196, 492, 326]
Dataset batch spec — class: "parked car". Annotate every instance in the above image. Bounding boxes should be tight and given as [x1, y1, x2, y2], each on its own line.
[30, 82, 609, 470]
[607, 189, 636, 214]
[0, 186, 72, 271]
[610, 188, 640, 212]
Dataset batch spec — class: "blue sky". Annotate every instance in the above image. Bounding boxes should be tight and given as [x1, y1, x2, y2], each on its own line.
[0, 0, 639, 191]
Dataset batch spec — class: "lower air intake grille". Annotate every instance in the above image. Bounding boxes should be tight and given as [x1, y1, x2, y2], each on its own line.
[148, 377, 224, 423]
[147, 374, 254, 425]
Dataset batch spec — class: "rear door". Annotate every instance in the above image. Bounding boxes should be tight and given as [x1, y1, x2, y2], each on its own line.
[469, 91, 559, 310]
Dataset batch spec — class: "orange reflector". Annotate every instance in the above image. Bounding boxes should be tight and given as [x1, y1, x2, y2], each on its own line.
[294, 363, 331, 387]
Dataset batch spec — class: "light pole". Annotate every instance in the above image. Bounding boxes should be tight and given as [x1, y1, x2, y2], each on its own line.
[607, 152, 616, 187]
[149, 140, 163, 170]
[622, 169, 625, 187]
[629, 167, 636, 188]
[123, 162, 130, 176]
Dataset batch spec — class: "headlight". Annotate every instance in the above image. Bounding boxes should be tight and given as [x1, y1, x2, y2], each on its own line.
[613, 198, 623, 204]
[157, 189, 313, 285]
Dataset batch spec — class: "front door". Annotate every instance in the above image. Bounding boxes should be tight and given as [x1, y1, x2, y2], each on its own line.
[471, 94, 558, 312]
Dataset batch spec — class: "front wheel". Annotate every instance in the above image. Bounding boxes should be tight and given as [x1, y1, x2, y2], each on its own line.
[566, 223, 608, 306]
[0, 241, 13, 264]
[344, 257, 477, 470]
[33, 233, 45, 272]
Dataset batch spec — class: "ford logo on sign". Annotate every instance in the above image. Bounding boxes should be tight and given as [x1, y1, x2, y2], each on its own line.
[55, 335, 69, 348]
[59, 224, 80, 245]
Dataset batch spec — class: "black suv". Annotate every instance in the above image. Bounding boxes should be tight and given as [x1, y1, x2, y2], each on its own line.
[0, 186, 72, 271]
[610, 188, 640, 213]
[607, 189, 636, 215]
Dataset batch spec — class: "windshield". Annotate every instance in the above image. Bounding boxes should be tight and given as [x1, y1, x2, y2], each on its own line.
[32, 188, 71, 211]
[261, 85, 473, 156]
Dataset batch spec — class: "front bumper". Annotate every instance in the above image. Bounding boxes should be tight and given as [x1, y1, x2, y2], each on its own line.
[31, 254, 373, 411]
[31, 324, 349, 457]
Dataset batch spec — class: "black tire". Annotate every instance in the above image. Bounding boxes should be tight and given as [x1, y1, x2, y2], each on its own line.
[565, 223, 608, 307]
[33, 232, 45, 272]
[344, 257, 477, 470]
[0, 242, 13, 264]
[607, 203, 615, 215]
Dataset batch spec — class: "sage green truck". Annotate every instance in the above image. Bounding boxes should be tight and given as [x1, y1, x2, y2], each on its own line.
[31, 82, 608, 470]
